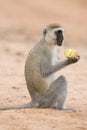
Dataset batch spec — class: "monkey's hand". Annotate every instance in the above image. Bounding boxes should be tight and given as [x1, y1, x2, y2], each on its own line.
[68, 55, 80, 64]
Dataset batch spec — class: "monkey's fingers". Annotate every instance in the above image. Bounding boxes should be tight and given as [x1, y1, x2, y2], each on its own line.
[68, 56, 80, 64]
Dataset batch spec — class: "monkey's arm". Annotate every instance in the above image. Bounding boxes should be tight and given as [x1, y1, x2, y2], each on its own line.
[40, 56, 80, 77]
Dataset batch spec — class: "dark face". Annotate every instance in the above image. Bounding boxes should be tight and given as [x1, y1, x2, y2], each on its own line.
[54, 29, 64, 46]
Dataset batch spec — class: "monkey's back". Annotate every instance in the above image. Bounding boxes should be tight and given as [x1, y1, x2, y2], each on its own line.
[25, 43, 50, 98]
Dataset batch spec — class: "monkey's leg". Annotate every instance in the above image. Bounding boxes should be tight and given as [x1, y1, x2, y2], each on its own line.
[55, 76, 76, 111]
[46, 75, 67, 109]
[41, 75, 76, 111]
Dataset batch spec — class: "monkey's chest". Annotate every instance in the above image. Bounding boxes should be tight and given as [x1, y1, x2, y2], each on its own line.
[51, 47, 58, 65]
[46, 49, 58, 86]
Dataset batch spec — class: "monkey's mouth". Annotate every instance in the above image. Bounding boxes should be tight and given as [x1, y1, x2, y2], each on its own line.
[56, 35, 64, 46]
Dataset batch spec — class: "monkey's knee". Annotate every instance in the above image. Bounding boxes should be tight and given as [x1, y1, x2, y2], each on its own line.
[56, 75, 67, 88]
[48, 75, 67, 96]
[58, 75, 67, 83]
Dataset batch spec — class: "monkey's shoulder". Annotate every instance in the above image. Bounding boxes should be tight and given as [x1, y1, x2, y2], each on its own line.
[29, 42, 51, 59]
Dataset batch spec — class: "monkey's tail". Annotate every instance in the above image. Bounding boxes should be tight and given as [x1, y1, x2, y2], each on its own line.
[0, 101, 39, 110]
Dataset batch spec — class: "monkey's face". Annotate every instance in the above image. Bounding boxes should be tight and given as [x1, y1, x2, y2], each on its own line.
[43, 25, 64, 47]
[54, 28, 64, 46]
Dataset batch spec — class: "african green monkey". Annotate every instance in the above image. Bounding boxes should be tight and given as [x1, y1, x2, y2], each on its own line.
[0, 24, 80, 110]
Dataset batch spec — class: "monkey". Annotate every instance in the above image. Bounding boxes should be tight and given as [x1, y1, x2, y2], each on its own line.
[0, 23, 80, 111]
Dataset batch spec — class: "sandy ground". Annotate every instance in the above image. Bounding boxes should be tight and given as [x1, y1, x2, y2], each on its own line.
[0, 0, 87, 130]
[0, 42, 87, 130]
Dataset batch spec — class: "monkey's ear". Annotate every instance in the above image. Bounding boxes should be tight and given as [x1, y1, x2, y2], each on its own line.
[43, 28, 47, 36]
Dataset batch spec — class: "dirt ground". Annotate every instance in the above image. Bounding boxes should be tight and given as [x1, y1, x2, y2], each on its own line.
[0, 0, 87, 130]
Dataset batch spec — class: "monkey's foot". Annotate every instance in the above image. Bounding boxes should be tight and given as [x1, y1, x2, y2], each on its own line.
[59, 107, 77, 112]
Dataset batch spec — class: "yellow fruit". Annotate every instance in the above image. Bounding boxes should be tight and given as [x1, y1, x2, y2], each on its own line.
[64, 49, 77, 58]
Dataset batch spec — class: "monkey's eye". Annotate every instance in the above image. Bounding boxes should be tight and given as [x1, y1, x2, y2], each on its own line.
[55, 30, 62, 35]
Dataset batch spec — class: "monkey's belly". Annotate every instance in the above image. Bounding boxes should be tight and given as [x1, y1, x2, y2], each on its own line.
[35, 73, 57, 94]
[47, 74, 57, 86]
[27, 73, 57, 96]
